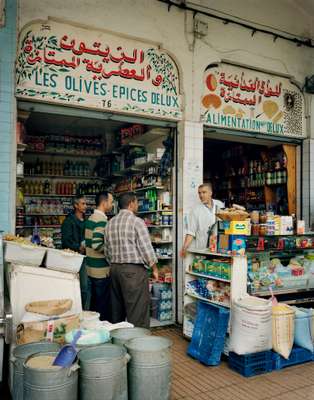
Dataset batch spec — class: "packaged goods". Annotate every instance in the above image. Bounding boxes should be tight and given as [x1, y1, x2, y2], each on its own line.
[16, 314, 80, 345]
[292, 307, 313, 352]
[224, 220, 251, 236]
[65, 328, 110, 347]
[25, 299, 73, 316]
[272, 304, 295, 359]
[229, 296, 272, 355]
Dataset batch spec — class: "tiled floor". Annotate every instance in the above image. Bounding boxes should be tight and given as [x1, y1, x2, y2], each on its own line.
[155, 326, 314, 400]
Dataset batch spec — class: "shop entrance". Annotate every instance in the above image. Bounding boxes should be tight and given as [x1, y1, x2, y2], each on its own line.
[203, 131, 301, 217]
[16, 102, 177, 328]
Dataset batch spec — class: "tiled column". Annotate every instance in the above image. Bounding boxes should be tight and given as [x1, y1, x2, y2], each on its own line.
[177, 120, 203, 323]
[0, 0, 17, 233]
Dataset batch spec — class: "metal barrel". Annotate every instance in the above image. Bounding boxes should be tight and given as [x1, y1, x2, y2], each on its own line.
[78, 344, 129, 400]
[23, 351, 78, 400]
[110, 328, 151, 346]
[12, 342, 60, 400]
[125, 336, 172, 400]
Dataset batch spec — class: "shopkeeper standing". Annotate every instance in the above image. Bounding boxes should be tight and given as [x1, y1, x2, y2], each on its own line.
[180, 183, 224, 256]
[104, 193, 159, 328]
[85, 191, 113, 321]
[61, 195, 89, 309]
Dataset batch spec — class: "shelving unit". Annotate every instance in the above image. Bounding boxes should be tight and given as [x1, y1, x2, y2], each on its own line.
[204, 141, 296, 214]
[183, 249, 247, 339]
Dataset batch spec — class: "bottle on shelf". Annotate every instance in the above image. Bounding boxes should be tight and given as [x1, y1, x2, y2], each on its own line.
[31, 223, 41, 245]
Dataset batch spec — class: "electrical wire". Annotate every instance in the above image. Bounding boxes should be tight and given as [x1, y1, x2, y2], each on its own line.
[157, 0, 314, 48]
[187, 0, 314, 42]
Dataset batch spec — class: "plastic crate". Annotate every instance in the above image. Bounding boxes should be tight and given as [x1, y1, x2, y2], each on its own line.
[187, 301, 229, 366]
[229, 350, 272, 366]
[272, 346, 313, 370]
[229, 359, 272, 377]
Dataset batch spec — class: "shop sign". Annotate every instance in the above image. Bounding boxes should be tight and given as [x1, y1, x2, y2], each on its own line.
[201, 63, 305, 138]
[16, 20, 182, 119]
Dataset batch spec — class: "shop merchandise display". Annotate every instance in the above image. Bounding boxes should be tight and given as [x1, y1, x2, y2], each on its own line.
[16, 121, 175, 327]
[204, 141, 293, 214]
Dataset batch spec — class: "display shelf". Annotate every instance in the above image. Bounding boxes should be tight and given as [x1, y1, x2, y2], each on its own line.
[188, 248, 232, 257]
[24, 150, 102, 158]
[157, 256, 173, 260]
[185, 269, 231, 283]
[185, 292, 230, 308]
[24, 174, 106, 180]
[150, 318, 174, 328]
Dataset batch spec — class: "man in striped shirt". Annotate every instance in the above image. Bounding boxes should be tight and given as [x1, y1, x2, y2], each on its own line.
[85, 191, 113, 321]
[104, 193, 158, 328]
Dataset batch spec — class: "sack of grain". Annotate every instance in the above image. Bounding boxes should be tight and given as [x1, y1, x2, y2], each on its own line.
[229, 296, 272, 355]
[272, 304, 295, 359]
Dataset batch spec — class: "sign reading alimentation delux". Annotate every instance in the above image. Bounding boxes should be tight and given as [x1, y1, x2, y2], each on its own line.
[16, 20, 182, 119]
[201, 63, 305, 138]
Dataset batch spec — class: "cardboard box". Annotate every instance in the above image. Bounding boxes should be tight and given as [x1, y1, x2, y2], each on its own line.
[218, 234, 230, 253]
[16, 314, 80, 345]
[229, 235, 246, 255]
[224, 220, 251, 236]
[218, 234, 246, 255]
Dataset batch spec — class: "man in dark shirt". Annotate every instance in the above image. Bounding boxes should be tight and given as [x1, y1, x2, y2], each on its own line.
[61, 195, 88, 308]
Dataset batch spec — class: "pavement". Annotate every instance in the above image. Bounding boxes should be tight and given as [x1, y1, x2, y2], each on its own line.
[156, 326, 314, 400]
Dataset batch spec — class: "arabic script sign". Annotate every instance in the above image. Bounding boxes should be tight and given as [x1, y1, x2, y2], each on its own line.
[16, 20, 182, 119]
[201, 63, 305, 138]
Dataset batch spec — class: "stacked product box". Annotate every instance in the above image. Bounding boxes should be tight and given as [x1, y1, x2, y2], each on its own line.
[191, 257, 231, 280]
[150, 282, 172, 322]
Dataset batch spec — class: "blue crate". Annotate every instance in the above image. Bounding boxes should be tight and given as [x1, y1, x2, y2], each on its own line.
[187, 301, 229, 366]
[229, 350, 272, 366]
[272, 346, 313, 370]
[229, 359, 273, 377]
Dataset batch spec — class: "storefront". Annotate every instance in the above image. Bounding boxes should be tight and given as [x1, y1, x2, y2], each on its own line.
[201, 62, 305, 216]
[182, 62, 311, 338]
[13, 18, 183, 328]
